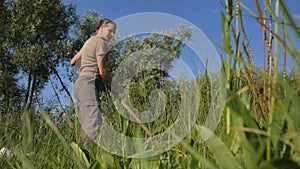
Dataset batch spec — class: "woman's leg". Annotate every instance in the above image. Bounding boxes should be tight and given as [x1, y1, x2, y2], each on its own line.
[73, 77, 102, 143]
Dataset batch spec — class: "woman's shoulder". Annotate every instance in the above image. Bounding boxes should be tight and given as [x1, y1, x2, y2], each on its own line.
[84, 36, 106, 46]
[91, 35, 105, 41]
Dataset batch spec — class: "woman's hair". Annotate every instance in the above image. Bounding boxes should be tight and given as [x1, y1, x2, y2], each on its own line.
[92, 18, 116, 36]
[97, 18, 116, 29]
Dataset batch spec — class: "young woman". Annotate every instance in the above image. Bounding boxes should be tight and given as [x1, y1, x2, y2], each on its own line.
[71, 18, 122, 143]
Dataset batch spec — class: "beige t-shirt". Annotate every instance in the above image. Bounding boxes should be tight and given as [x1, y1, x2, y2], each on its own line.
[79, 36, 107, 77]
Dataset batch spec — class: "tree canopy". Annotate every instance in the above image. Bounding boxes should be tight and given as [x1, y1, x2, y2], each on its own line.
[0, 0, 77, 112]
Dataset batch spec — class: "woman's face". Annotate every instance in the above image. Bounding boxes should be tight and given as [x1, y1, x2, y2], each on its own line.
[101, 23, 116, 40]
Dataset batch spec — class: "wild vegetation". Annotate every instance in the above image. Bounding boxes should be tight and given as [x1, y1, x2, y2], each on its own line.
[0, 0, 300, 168]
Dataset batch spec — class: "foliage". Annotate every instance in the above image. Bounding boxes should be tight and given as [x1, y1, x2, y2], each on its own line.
[0, 0, 23, 113]
[0, 0, 77, 112]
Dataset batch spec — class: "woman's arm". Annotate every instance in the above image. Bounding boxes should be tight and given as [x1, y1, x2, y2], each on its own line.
[97, 56, 123, 93]
[97, 55, 112, 83]
[70, 50, 82, 66]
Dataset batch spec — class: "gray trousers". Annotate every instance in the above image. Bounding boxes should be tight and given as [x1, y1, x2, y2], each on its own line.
[73, 76, 106, 143]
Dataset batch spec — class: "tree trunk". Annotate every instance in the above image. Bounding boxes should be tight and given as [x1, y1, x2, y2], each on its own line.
[3, 90, 9, 113]
[26, 74, 37, 110]
[52, 68, 74, 106]
[23, 71, 32, 111]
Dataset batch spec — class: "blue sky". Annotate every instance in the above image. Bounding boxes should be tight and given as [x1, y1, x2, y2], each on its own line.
[62, 0, 223, 50]
[61, 0, 300, 70]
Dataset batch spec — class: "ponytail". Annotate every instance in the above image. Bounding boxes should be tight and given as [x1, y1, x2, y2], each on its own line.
[97, 18, 115, 29]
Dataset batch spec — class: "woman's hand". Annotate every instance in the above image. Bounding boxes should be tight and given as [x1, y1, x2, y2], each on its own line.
[70, 59, 76, 66]
[71, 50, 81, 66]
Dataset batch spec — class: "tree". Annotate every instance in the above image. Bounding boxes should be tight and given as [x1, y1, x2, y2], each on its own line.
[0, 0, 23, 113]
[8, 0, 77, 111]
